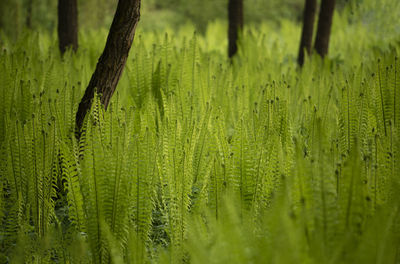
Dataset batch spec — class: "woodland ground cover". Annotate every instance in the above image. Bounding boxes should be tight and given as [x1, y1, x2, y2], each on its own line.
[1, 2, 400, 263]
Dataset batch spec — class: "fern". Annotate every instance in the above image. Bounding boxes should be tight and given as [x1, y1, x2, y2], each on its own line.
[1, 14, 400, 262]
[59, 140, 85, 232]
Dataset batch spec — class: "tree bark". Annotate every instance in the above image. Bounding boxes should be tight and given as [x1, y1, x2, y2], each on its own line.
[314, 0, 336, 58]
[58, 0, 78, 54]
[75, 0, 141, 136]
[228, 0, 243, 58]
[297, 0, 317, 66]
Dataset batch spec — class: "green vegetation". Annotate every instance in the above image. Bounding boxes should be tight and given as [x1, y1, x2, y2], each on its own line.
[0, 0, 318, 36]
[1, 0, 400, 263]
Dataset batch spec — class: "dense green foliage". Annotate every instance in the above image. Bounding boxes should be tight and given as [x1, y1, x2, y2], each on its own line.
[1, 1, 400, 263]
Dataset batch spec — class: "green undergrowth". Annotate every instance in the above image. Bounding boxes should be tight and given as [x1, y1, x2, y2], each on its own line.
[1, 11, 400, 264]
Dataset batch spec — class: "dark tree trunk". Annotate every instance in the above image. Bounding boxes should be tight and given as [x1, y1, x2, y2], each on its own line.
[26, 0, 33, 28]
[314, 0, 336, 58]
[75, 0, 141, 136]
[58, 0, 78, 54]
[297, 0, 317, 66]
[228, 0, 243, 58]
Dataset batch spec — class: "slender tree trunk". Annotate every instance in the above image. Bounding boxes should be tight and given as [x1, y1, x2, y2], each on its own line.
[228, 0, 243, 58]
[58, 0, 78, 54]
[297, 0, 317, 66]
[314, 0, 336, 58]
[26, 0, 33, 28]
[75, 0, 141, 136]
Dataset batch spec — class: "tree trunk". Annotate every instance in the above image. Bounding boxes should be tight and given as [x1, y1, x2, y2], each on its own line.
[297, 0, 317, 66]
[26, 0, 33, 28]
[75, 0, 141, 136]
[314, 0, 336, 58]
[58, 0, 78, 54]
[228, 0, 243, 58]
